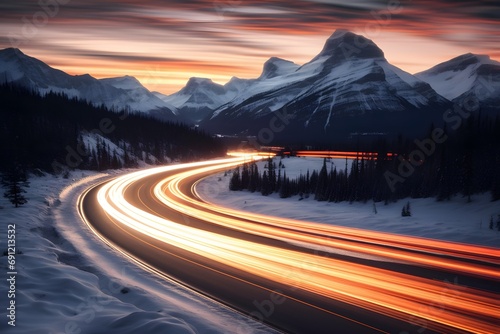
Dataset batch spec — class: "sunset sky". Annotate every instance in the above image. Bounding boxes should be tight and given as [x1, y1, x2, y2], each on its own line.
[1, 0, 499, 94]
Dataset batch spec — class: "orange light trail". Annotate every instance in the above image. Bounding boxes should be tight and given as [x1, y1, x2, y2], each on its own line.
[294, 151, 396, 159]
[95, 154, 500, 333]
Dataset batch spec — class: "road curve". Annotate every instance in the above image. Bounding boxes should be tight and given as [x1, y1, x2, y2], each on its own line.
[79, 155, 500, 334]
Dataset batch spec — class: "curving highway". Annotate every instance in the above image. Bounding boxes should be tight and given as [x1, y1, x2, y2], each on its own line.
[78, 154, 500, 334]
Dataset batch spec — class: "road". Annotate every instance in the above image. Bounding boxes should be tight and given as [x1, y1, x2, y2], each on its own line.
[79, 155, 500, 334]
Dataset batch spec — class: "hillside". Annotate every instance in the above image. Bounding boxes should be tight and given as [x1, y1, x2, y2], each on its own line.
[0, 84, 225, 174]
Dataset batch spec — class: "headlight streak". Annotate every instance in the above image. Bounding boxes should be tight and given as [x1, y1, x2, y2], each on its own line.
[95, 155, 499, 334]
[174, 175, 500, 279]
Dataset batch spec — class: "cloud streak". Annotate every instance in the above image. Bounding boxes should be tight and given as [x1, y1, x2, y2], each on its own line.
[0, 0, 498, 93]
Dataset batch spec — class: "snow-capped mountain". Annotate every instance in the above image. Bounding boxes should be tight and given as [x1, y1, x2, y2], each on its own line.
[159, 77, 234, 123]
[160, 57, 299, 124]
[258, 57, 300, 80]
[0, 48, 178, 120]
[201, 30, 450, 142]
[100, 75, 145, 91]
[416, 53, 500, 114]
[159, 76, 253, 123]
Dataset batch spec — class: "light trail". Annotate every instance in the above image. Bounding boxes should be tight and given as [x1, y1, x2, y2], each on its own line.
[292, 151, 396, 159]
[90, 154, 500, 334]
[164, 170, 500, 278]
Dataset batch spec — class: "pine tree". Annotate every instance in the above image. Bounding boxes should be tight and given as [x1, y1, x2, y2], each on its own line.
[315, 158, 328, 201]
[265, 158, 277, 193]
[402, 206, 407, 217]
[491, 152, 500, 201]
[229, 167, 241, 191]
[1, 165, 29, 208]
[111, 150, 122, 169]
[276, 163, 282, 194]
[241, 163, 250, 190]
[279, 171, 290, 198]
[261, 171, 271, 196]
[248, 163, 259, 193]
[461, 116, 475, 203]
[401, 201, 411, 217]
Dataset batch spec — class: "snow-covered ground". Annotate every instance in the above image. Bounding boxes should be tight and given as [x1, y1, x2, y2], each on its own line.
[0, 170, 278, 334]
[197, 157, 500, 248]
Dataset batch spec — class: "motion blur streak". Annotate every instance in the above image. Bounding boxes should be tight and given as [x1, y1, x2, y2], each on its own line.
[95, 154, 499, 334]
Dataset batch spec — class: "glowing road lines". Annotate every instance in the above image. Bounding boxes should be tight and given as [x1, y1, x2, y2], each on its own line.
[87, 154, 499, 334]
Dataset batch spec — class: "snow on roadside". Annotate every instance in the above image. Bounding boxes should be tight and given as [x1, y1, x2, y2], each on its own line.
[197, 157, 500, 248]
[0, 169, 279, 334]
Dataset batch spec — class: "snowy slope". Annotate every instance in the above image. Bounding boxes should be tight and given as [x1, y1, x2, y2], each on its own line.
[224, 76, 254, 94]
[415, 53, 500, 100]
[161, 78, 231, 110]
[100, 75, 145, 91]
[100, 75, 178, 115]
[0, 171, 278, 334]
[258, 57, 300, 80]
[202, 30, 449, 141]
[0, 48, 178, 118]
[416, 53, 500, 115]
[160, 77, 251, 123]
[80, 132, 165, 168]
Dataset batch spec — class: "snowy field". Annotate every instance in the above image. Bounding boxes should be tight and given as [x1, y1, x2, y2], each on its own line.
[197, 157, 500, 248]
[0, 170, 278, 334]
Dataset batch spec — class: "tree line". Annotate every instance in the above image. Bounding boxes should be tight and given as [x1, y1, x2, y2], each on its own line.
[229, 156, 394, 203]
[0, 83, 226, 207]
[230, 113, 500, 203]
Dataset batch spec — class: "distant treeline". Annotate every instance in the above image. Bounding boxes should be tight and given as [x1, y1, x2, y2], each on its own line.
[0, 84, 225, 174]
[230, 114, 500, 202]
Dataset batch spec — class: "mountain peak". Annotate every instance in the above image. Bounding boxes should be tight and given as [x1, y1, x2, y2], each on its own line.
[418, 53, 498, 77]
[0, 48, 33, 64]
[449, 53, 496, 67]
[184, 77, 217, 90]
[180, 77, 226, 95]
[266, 56, 292, 64]
[328, 29, 351, 39]
[259, 57, 299, 79]
[186, 77, 214, 86]
[314, 29, 384, 62]
[100, 75, 145, 90]
[0, 47, 24, 56]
